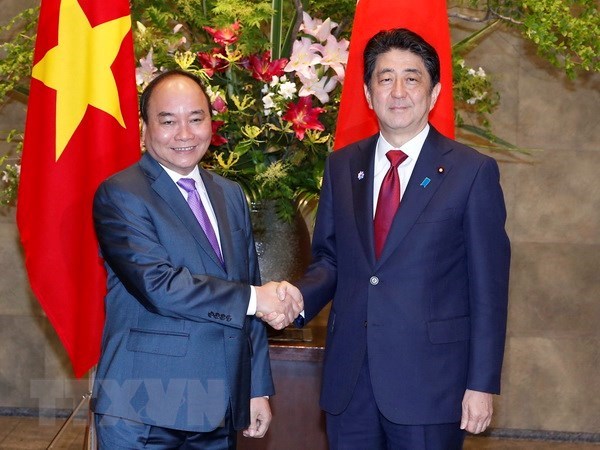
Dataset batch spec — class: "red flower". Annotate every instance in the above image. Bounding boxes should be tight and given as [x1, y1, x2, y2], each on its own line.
[212, 94, 228, 114]
[211, 121, 228, 146]
[245, 51, 288, 83]
[282, 97, 325, 140]
[203, 21, 241, 46]
[196, 48, 228, 77]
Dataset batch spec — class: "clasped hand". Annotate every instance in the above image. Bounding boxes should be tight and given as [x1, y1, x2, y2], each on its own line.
[255, 281, 303, 330]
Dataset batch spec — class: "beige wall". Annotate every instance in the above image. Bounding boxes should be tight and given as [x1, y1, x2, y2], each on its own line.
[1, 2, 598, 434]
[451, 21, 600, 434]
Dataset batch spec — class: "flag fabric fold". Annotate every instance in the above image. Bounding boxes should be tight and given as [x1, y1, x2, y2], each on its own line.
[334, 0, 455, 149]
[17, 0, 140, 377]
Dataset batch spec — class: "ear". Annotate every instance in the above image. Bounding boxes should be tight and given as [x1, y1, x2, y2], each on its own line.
[363, 84, 373, 110]
[429, 82, 442, 112]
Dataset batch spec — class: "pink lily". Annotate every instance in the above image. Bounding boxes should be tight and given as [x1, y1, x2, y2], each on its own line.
[299, 12, 338, 42]
[284, 37, 322, 80]
[312, 35, 349, 81]
[298, 73, 339, 104]
[136, 49, 158, 86]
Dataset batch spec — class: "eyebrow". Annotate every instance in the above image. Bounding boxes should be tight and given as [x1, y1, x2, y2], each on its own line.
[156, 109, 206, 118]
[376, 67, 423, 76]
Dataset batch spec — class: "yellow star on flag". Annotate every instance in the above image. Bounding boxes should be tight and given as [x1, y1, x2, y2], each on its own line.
[31, 0, 132, 161]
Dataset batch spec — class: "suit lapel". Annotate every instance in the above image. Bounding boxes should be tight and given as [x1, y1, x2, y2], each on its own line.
[350, 134, 378, 265]
[200, 168, 233, 273]
[140, 153, 226, 273]
[376, 127, 454, 267]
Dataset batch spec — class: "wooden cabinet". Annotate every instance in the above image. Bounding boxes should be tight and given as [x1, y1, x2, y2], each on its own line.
[238, 326, 328, 450]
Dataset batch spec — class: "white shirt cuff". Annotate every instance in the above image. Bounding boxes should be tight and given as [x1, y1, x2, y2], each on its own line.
[247, 286, 257, 315]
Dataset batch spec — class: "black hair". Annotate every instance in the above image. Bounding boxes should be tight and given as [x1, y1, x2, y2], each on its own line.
[363, 28, 440, 91]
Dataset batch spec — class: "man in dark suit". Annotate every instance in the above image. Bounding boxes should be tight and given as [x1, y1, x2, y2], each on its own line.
[276, 28, 511, 449]
[91, 70, 301, 449]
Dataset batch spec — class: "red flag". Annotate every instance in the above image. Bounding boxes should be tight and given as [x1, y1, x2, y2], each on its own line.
[334, 0, 454, 149]
[17, 0, 140, 377]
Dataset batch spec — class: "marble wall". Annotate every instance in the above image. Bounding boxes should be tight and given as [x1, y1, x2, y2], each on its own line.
[1, 2, 598, 435]
[450, 22, 600, 434]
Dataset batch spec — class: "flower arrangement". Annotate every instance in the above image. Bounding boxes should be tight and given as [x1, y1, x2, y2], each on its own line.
[135, 10, 348, 220]
[1, 0, 598, 208]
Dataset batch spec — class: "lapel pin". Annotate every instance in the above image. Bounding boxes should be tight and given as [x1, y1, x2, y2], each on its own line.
[420, 177, 431, 188]
[357, 171, 365, 180]
[437, 166, 445, 174]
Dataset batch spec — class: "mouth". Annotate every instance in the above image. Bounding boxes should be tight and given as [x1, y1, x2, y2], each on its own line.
[389, 105, 410, 111]
[171, 146, 197, 152]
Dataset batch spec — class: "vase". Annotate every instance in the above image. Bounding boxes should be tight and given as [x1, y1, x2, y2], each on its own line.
[250, 200, 312, 284]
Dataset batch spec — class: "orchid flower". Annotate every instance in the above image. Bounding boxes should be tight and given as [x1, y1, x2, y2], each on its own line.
[262, 92, 275, 115]
[278, 81, 297, 100]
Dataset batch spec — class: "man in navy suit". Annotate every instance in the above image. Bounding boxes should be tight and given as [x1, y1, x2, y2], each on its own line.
[91, 70, 302, 449]
[277, 28, 510, 449]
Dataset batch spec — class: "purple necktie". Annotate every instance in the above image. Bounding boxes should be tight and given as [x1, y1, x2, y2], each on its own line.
[177, 178, 224, 264]
[374, 150, 408, 259]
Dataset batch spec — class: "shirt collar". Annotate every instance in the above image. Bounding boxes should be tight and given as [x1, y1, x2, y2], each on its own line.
[375, 123, 430, 169]
[160, 164, 205, 193]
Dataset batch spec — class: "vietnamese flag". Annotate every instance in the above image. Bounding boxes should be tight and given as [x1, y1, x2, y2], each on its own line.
[334, 0, 454, 149]
[16, 0, 140, 377]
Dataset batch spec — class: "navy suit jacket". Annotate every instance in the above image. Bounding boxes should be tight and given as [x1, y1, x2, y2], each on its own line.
[91, 152, 274, 432]
[296, 127, 510, 425]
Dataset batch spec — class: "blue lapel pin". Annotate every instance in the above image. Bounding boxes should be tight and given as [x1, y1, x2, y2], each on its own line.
[357, 171, 365, 180]
[420, 177, 431, 188]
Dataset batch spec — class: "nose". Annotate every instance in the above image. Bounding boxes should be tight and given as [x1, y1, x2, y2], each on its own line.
[175, 123, 193, 141]
[391, 79, 406, 98]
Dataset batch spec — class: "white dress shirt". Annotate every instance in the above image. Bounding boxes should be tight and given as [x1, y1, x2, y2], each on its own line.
[372, 124, 430, 218]
[160, 163, 258, 315]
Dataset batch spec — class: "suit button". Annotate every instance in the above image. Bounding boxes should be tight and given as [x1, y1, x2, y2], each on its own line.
[364, 321, 368, 327]
[370, 276, 379, 285]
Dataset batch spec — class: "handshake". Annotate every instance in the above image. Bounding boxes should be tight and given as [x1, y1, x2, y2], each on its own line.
[255, 281, 303, 330]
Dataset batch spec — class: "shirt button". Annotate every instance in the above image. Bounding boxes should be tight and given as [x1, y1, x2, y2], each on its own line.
[370, 276, 379, 286]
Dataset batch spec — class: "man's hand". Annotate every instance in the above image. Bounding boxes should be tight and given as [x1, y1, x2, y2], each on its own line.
[460, 389, 493, 434]
[242, 397, 272, 438]
[255, 281, 303, 329]
[278, 280, 303, 316]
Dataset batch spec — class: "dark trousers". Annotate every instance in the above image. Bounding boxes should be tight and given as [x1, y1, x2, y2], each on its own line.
[94, 413, 237, 450]
[326, 357, 465, 450]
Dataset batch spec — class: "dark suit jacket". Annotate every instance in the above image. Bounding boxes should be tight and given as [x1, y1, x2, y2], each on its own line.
[91, 152, 274, 432]
[296, 127, 510, 425]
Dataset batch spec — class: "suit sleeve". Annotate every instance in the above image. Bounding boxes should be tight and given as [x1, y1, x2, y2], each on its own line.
[93, 180, 250, 329]
[464, 157, 511, 393]
[295, 155, 338, 323]
[238, 184, 275, 397]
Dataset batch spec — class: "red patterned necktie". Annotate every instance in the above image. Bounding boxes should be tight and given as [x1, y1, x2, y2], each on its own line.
[374, 150, 408, 259]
